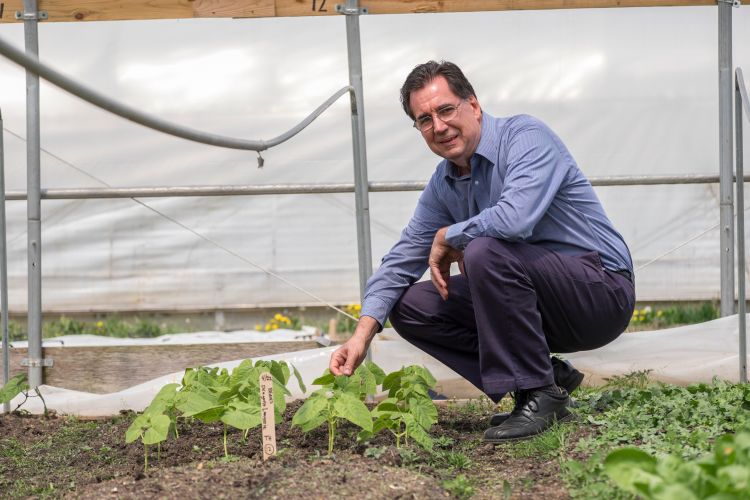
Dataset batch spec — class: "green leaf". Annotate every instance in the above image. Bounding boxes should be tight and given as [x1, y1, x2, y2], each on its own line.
[374, 398, 399, 413]
[333, 392, 373, 432]
[142, 414, 171, 445]
[176, 392, 221, 418]
[356, 363, 378, 396]
[382, 371, 402, 393]
[364, 361, 386, 385]
[193, 406, 224, 424]
[291, 363, 307, 393]
[312, 371, 335, 386]
[604, 448, 661, 495]
[406, 418, 433, 450]
[717, 465, 750, 492]
[292, 394, 330, 433]
[409, 397, 438, 430]
[410, 365, 437, 388]
[221, 402, 262, 431]
[269, 361, 290, 386]
[0, 374, 29, 404]
[125, 414, 148, 444]
[151, 383, 179, 405]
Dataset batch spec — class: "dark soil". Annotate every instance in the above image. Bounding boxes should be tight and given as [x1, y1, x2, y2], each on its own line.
[0, 399, 583, 499]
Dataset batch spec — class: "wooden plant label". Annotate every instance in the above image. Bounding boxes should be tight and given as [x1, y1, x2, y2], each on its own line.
[259, 372, 277, 461]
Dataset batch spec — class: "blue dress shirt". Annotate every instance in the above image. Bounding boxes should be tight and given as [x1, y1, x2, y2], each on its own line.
[361, 113, 633, 327]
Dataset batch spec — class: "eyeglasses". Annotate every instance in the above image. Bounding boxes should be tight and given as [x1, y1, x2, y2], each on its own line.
[413, 101, 464, 132]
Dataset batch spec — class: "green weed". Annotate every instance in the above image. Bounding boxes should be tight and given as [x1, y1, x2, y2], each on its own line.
[509, 420, 573, 459]
[564, 378, 750, 497]
[442, 474, 476, 499]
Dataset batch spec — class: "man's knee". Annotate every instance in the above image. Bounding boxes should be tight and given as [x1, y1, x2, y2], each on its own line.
[388, 281, 433, 336]
[463, 237, 519, 276]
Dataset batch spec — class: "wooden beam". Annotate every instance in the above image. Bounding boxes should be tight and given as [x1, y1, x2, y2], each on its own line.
[0, 0, 716, 24]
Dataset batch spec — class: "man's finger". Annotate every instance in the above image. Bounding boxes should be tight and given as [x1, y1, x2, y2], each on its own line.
[329, 348, 347, 375]
[342, 355, 357, 376]
[430, 266, 448, 300]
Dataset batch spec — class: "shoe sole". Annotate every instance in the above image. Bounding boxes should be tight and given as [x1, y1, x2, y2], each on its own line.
[482, 412, 576, 444]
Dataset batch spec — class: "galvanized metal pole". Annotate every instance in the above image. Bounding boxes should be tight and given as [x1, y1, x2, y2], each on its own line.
[737, 71, 747, 383]
[719, 0, 735, 317]
[339, 0, 373, 300]
[22, 0, 43, 388]
[0, 112, 9, 413]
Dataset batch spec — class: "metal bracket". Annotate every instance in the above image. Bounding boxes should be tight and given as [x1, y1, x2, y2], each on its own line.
[335, 4, 368, 15]
[21, 357, 53, 367]
[15, 10, 49, 20]
[717, 0, 741, 7]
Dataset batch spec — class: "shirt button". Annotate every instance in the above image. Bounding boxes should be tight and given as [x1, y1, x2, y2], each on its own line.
[474, 181, 479, 185]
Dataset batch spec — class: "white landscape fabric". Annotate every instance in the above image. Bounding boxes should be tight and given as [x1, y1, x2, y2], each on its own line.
[4, 317, 750, 416]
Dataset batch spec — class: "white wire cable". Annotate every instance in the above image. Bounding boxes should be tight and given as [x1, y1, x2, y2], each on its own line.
[635, 206, 750, 273]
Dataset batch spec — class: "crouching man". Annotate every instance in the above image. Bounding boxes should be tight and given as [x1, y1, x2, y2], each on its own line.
[330, 60, 634, 442]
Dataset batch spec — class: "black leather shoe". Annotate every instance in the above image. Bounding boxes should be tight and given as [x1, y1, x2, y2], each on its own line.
[483, 386, 572, 443]
[489, 358, 583, 426]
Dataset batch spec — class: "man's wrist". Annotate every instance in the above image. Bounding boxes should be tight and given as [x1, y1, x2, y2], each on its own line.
[353, 315, 380, 343]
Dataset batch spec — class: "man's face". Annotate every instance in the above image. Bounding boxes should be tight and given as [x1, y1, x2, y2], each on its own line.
[409, 76, 482, 169]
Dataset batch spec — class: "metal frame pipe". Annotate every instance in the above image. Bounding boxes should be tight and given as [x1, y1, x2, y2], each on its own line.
[0, 35, 351, 152]
[0, 174, 745, 201]
[737, 67, 748, 383]
[719, 0, 735, 317]
[0, 110, 9, 413]
[341, 0, 373, 300]
[23, 0, 43, 389]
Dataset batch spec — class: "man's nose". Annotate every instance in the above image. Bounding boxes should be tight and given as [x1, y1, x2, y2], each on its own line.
[432, 115, 449, 133]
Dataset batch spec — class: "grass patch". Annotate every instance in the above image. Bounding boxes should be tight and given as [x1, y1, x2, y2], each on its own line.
[563, 375, 750, 497]
[628, 301, 719, 331]
[7, 315, 183, 342]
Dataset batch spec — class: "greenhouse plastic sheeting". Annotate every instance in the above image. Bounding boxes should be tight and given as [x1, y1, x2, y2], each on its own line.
[4, 316, 750, 416]
[565, 314, 749, 386]
[0, 8, 748, 314]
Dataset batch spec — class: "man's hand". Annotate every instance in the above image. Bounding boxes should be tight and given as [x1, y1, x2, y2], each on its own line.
[429, 227, 464, 300]
[329, 315, 379, 376]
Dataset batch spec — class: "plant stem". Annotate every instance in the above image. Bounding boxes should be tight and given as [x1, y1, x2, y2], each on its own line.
[144, 444, 148, 472]
[157, 442, 161, 460]
[34, 388, 48, 417]
[223, 424, 228, 458]
[328, 419, 336, 455]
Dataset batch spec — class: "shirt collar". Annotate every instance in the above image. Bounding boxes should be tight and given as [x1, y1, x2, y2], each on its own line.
[474, 111, 500, 164]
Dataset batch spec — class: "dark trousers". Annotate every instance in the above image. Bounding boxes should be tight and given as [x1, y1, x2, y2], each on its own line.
[389, 237, 635, 402]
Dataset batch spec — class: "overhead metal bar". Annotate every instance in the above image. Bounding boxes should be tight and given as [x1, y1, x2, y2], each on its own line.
[0, 0, 717, 23]
[0, 174, 746, 201]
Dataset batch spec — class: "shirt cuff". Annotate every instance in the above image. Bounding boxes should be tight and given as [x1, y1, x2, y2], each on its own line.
[445, 221, 472, 250]
[360, 296, 390, 331]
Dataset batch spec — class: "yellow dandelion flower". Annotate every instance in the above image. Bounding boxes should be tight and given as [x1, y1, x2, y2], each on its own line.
[96, 321, 104, 328]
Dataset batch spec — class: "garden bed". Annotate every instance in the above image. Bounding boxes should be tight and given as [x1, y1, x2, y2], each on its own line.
[3, 373, 749, 499]
[1, 400, 579, 499]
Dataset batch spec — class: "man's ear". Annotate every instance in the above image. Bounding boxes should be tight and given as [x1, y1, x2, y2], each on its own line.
[468, 96, 482, 120]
